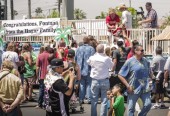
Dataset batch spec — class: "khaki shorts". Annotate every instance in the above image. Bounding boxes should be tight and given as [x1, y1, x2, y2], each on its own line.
[24, 78, 35, 86]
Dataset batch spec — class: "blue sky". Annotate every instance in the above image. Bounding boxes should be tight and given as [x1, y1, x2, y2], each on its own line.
[10, 0, 170, 19]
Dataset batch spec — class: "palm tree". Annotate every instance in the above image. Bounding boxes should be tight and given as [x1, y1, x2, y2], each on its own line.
[74, 8, 86, 20]
[35, 7, 43, 17]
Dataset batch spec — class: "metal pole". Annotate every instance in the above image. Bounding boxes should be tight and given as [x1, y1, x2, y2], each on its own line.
[28, 0, 31, 19]
[4, 0, 7, 19]
[58, 0, 61, 17]
[129, 0, 131, 7]
[48, 9, 50, 18]
[62, 0, 67, 18]
[66, 0, 74, 20]
[10, 0, 14, 20]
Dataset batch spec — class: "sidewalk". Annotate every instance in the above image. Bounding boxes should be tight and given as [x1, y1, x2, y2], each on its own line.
[20, 89, 39, 107]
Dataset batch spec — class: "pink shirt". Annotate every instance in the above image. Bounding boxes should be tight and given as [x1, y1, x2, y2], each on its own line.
[36, 51, 50, 79]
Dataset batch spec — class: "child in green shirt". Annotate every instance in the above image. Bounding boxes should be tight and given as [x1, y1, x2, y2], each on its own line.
[111, 84, 125, 116]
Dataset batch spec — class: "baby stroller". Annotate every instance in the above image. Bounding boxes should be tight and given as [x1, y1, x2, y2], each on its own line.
[69, 80, 84, 113]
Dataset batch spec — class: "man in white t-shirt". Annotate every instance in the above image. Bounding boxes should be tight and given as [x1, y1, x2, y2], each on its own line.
[2, 42, 20, 69]
[119, 4, 132, 29]
[87, 44, 114, 116]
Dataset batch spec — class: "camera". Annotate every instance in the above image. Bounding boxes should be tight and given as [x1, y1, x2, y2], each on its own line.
[70, 67, 74, 72]
[136, 7, 145, 19]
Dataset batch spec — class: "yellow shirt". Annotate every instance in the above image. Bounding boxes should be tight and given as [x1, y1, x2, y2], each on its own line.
[0, 70, 23, 104]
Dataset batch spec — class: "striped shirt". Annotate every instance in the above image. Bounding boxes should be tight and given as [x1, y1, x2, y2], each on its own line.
[146, 9, 158, 28]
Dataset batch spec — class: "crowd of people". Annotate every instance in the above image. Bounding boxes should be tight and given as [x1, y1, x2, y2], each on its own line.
[0, 1, 170, 116]
[0, 34, 169, 116]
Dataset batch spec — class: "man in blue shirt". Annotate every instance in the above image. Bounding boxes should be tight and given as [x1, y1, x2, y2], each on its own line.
[75, 36, 95, 104]
[118, 45, 152, 116]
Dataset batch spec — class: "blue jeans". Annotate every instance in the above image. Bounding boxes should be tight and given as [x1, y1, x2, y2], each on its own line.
[91, 78, 110, 116]
[127, 92, 151, 116]
[79, 75, 92, 102]
[38, 79, 45, 107]
[0, 107, 18, 116]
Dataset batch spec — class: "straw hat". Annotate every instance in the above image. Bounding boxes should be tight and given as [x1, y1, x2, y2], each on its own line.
[119, 4, 128, 10]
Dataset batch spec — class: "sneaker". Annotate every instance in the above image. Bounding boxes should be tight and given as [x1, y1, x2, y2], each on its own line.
[87, 101, 91, 104]
[79, 100, 84, 104]
[35, 105, 42, 109]
[160, 104, 166, 108]
[151, 104, 160, 109]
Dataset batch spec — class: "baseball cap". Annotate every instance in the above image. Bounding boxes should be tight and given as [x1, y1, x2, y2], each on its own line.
[117, 38, 125, 47]
[68, 49, 75, 57]
[118, 38, 124, 42]
[50, 58, 64, 68]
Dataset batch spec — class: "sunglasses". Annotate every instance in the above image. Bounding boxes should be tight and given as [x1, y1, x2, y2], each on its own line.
[139, 49, 144, 52]
[52, 65, 64, 69]
[135, 49, 144, 52]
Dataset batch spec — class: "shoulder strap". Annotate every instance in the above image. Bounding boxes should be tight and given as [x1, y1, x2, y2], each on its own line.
[0, 71, 10, 81]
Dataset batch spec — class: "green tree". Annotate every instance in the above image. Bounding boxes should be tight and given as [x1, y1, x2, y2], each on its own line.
[35, 7, 43, 17]
[128, 7, 137, 16]
[128, 7, 137, 28]
[95, 11, 107, 19]
[47, 8, 59, 18]
[160, 14, 170, 29]
[74, 8, 86, 20]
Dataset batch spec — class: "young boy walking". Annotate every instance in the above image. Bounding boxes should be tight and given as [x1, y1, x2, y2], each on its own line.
[110, 84, 125, 116]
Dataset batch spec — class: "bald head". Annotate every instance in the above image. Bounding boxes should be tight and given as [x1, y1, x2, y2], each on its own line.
[96, 44, 104, 53]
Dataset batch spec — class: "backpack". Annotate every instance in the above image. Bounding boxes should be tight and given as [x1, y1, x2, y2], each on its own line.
[44, 69, 63, 112]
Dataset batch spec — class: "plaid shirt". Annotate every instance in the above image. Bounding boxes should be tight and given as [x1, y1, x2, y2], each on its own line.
[146, 9, 158, 28]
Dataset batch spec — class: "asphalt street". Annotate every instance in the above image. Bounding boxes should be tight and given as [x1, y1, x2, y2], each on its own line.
[21, 103, 170, 116]
[21, 90, 170, 116]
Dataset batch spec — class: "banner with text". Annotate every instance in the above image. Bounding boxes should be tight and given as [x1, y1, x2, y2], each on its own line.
[1, 18, 60, 37]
